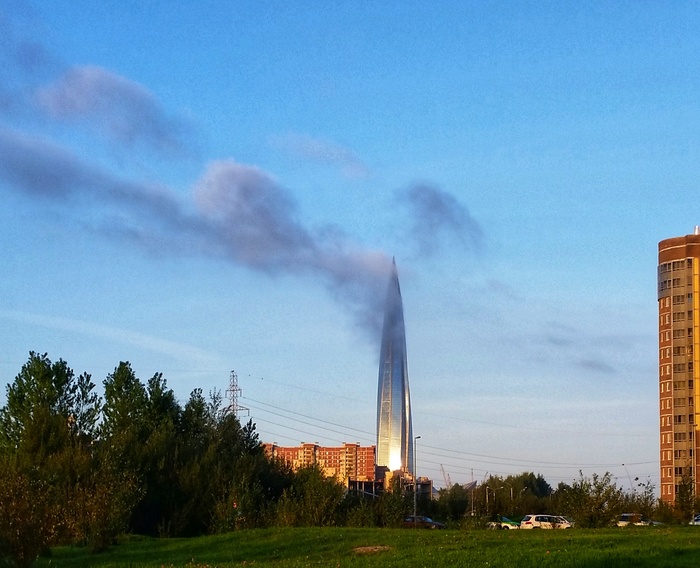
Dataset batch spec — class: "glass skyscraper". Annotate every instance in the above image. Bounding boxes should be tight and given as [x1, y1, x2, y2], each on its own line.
[376, 259, 414, 473]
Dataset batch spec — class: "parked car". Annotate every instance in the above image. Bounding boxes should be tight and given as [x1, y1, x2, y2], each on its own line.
[520, 514, 571, 529]
[402, 515, 446, 529]
[690, 514, 700, 526]
[617, 513, 661, 527]
[487, 515, 520, 529]
[617, 513, 649, 527]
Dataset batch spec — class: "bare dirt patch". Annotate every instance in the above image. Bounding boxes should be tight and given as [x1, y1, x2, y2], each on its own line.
[353, 545, 391, 555]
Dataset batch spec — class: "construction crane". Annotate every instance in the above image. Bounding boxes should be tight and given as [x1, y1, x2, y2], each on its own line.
[440, 464, 452, 490]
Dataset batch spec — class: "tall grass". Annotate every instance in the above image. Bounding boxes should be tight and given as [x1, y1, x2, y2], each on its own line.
[37, 526, 700, 568]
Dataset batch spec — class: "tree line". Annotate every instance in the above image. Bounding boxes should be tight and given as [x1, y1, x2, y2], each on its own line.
[0, 352, 696, 567]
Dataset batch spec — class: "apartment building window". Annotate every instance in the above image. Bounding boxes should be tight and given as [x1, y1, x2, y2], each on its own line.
[674, 295, 685, 305]
[673, 312, 686, 322]
[675, 467, 684, 476]
[675, 450, 687, 459]
[674, 414, 686, 424]
[674, 363, 687, 373]
[674, 432, 687, 441]
[674, 397, 687, 406]
[673, 329, 685, 339]
[690, 415, 694, 424]
[674, 346, 686, 355]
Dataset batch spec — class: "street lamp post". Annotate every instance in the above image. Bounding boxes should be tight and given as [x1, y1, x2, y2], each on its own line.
[486, 486, 503, 516]
[503, 481, 513, 501]
[413, 435, 421, 526]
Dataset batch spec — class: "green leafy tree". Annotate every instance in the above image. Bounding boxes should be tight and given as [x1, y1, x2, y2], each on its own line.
[0, 352, 99, 459]
[275, 464, 345, 527]
[437, 483, 471, 521]
[674, 472, 697, 524]
[560, 471, 624, 528]
[376, 475, 411, 527]
[0, 353, 107, 563]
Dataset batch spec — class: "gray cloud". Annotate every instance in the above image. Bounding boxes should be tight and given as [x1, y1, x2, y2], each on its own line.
[36, 65, 192, 156]
[397, 183, 484, 257]
[0, 131, 390, 335]
[193, 160, 390, 332]
[0, 126, 105, 197]
[272, 132, 370, 179]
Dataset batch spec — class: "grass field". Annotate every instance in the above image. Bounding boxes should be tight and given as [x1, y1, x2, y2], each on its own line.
[36, 526, 700, 568]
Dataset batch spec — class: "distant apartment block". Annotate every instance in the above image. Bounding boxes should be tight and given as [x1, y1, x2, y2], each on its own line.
[658, 229, 700, 503]
[264, 442, 377, 484]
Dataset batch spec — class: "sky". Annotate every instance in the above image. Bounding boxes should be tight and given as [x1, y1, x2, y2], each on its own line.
[2, 0, 700, 493]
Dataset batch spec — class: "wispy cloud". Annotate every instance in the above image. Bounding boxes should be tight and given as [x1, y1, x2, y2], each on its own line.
[36, 65, 193, 156]
[396, 183, 484, 257]
[0, 309, 223, 366]
[272, 132, 370, 179]
[577, 359, 616, 374]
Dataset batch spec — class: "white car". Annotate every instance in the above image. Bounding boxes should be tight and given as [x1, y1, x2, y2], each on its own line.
[520, 514, 571, 529]
[690, 514, 700, 526]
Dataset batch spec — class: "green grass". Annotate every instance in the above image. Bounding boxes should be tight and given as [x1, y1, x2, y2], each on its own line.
[36, 526, 700, 568]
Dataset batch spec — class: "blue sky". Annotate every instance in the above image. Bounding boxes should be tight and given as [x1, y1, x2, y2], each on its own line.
[2, 0, 699, 491]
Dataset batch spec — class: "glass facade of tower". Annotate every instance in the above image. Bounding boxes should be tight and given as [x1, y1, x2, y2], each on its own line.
[658, 231, 700, 503]
[376, 260, 414, 473]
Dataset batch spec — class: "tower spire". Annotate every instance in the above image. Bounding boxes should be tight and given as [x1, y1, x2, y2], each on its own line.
[376, 259, 413, 473]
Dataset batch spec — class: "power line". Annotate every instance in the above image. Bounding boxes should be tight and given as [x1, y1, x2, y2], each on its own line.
[249, 400, 654, 473]
[243, 396, 373, 436]
[247, 373, 649, 439]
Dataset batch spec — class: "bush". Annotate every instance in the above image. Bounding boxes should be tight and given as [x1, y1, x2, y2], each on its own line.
[0, 465, 59, 568]
[560, 471, 624, 528]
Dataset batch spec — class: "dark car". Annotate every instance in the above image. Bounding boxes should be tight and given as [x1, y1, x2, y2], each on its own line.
[402, 515, 446, 529]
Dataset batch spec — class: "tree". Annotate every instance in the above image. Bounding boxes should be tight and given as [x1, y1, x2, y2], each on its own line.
[0, 353, 107, 563]
[0, 352, 100, 459]
[275, 465, 346, 527]
[674, 472, 697, 523]
[436, 483, 471, 521]
[559, 471, 624, 528]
